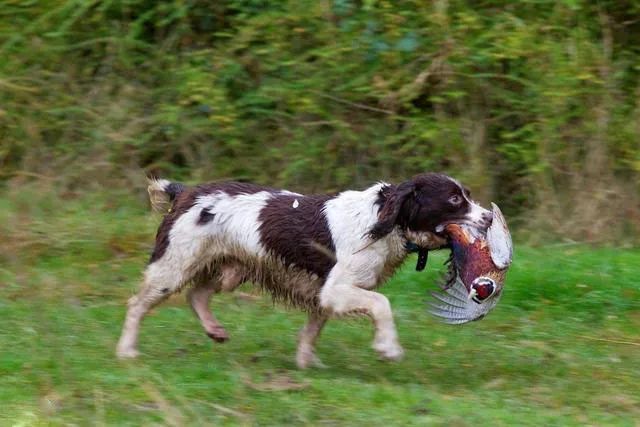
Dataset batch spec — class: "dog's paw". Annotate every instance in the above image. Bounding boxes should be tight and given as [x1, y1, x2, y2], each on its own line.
[296, 351, 327, 369]
[116, 347, 140, 359]
[206, 326, 229, 343]
[373, 340, 405, 362]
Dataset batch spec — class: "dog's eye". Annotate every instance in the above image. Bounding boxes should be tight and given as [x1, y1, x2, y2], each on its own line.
[448, 194, 463, 205]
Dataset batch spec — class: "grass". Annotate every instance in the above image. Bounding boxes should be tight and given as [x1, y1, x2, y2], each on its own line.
[1, 187, 639, 426]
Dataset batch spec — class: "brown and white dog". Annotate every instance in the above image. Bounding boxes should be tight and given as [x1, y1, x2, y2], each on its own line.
[116, 173, 491, 368]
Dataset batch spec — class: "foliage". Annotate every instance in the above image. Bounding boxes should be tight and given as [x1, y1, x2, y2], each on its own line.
[1, 0, 640, 241]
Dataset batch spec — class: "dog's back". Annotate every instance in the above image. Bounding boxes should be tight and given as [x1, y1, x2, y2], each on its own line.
[144, 179, 351, 309]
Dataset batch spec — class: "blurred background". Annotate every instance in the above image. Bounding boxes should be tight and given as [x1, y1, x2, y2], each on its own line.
[2, 0, 640, 242]
[1, 1, 639, 425]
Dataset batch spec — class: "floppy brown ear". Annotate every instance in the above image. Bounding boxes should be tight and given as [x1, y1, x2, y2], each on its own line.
[368, 181, 415, 241]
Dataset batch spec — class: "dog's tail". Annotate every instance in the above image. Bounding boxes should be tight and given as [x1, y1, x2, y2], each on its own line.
[147, 178, 187, 213]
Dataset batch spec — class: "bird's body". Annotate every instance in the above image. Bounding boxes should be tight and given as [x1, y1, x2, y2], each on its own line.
[430, 203, 513, 323]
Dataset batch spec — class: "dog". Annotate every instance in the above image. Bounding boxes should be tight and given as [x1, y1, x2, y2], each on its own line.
[116, 173, 492, 368]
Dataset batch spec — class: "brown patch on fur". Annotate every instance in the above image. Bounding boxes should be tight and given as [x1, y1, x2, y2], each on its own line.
[258, 194, 336, 279]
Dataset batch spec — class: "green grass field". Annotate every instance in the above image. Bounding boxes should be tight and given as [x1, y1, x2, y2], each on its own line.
[1, 189, 639, 426]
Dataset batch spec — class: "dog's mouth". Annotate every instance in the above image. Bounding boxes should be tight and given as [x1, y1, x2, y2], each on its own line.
[428, 203, 513, 324]
[435, 218, 489, 236]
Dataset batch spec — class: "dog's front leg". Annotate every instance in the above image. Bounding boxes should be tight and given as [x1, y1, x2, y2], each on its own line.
[319, 265, 404, 361]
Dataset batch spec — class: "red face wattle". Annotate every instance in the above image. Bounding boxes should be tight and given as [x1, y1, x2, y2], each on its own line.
[470, 277, 497, 304]
[474, 282, 494, 299]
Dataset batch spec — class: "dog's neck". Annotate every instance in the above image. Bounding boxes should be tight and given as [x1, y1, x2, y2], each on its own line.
[401, 229, 448, 272]
[403, 229, 447, 250]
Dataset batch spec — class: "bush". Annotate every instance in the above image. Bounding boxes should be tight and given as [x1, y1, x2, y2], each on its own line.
[1, 0, 639, 242]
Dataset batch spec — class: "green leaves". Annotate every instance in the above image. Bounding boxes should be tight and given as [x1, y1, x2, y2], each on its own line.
[1, 0, 640, 241]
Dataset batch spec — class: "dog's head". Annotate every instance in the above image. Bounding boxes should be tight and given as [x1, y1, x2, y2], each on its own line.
[370, 173, 491, 241]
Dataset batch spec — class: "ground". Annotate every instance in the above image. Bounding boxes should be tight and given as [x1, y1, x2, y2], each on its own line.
[1, 191, 639, 426]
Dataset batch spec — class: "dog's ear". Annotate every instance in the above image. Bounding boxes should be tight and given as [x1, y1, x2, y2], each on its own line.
[368, 181, 416, 241]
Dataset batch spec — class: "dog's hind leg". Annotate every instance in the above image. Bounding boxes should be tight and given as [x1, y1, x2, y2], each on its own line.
[187, 263, 244, 343]
[187, 283, 228, 343]
[296, 311, 328, 369]
[115, 290, 162, 359]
